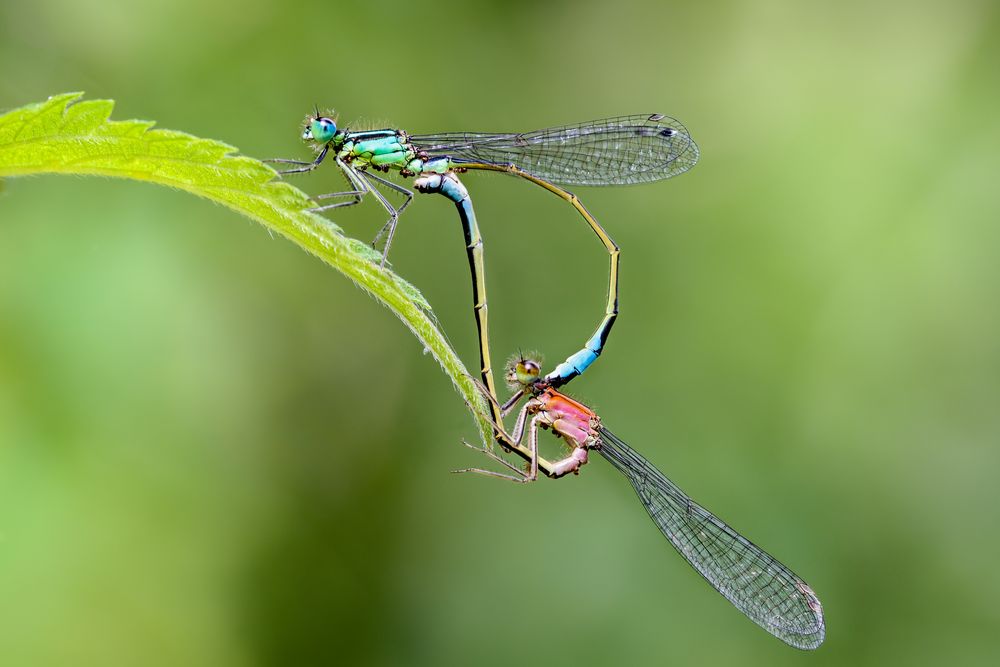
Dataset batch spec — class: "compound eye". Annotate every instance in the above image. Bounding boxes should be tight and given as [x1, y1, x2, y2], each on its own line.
[311, 117, 338, 143]
[515, 359, 541, 385]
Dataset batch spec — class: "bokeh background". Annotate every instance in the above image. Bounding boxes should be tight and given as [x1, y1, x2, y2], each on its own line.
[2, 0, 999, 665]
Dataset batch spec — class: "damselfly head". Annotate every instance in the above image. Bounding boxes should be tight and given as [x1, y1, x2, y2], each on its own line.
[506, 353, 542, 389]
[302, 113, 339, 144]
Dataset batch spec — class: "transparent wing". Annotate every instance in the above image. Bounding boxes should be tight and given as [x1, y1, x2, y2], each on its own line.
[411, 114, 699, 186]
[596, 427, 825, 650]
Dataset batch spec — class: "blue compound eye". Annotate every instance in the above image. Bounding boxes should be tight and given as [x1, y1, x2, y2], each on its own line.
[307, 117, 338, 143]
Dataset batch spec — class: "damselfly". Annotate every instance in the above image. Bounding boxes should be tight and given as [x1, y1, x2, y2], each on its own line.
[461, 357, 825, 650]
[270, 113, 698, 402]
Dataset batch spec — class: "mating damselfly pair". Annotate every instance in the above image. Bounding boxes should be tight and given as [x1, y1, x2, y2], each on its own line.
[271, 112, 825, 649]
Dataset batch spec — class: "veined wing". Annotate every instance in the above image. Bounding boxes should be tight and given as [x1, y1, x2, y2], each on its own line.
[411, 114, 699, 186]
[596, 427, 825, 650]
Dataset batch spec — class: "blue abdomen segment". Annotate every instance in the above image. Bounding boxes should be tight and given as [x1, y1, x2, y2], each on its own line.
[426, 173, 469, 204]
[545, 326, 607, 387]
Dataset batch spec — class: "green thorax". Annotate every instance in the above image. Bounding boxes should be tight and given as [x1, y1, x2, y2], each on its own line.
[337, 129, 450, 177]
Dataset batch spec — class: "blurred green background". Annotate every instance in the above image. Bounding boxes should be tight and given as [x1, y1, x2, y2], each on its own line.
[2, 0, 999, 664]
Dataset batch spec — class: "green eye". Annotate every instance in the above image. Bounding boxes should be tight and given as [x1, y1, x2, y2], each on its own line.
[309, 117, 337, 143]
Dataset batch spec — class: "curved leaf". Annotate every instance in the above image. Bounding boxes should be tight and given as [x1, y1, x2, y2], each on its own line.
[0, 92, 491, 445]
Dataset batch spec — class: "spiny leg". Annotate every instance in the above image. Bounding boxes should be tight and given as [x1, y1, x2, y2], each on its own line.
[309, 163, 412, 273]
[470, 378, 525, 426]
[313, 189, 366, 208]
[269, 151, 368, 215]
[523, 415, 542, 481]
[454, 440, 530, 482]
[310, 158, 369, 213]
[360, 170, 414, 268]
[508, 399, 530, 444]
[465, 376, 521, 446]
[466, 375, 549, 476]
[453, 404, 539, 483]
[501, 389, 526, 417]
[265, 145, 330, 175]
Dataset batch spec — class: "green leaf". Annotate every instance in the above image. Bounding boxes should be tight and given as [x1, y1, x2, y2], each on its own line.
[0, 92, 491, 445]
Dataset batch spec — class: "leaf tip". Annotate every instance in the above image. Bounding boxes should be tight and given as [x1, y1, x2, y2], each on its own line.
[48, 92, 86, 106]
